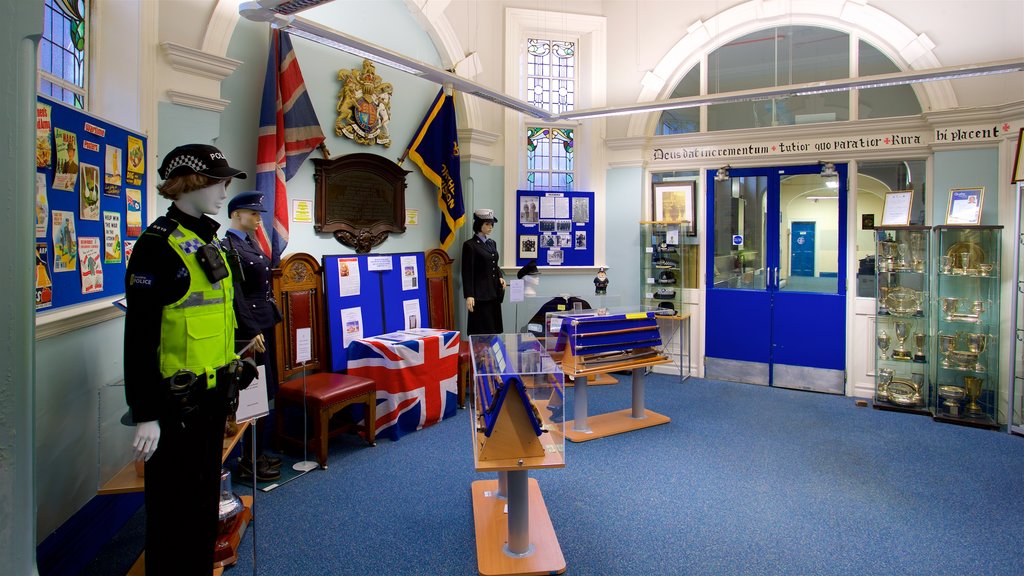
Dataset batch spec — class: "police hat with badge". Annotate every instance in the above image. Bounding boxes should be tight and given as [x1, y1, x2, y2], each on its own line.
[228, 191, 269, 215]
[472, 208, 498, 233]
[158, 143, 248, 181]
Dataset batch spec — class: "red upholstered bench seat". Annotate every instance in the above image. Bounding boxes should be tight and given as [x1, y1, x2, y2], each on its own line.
[277, 373, 375, 407]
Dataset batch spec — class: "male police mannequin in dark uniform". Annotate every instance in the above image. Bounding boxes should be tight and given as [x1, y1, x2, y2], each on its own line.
[124, 143, 247, 575]
[223, 191, 282, 482]
[461, 208, 506, 334]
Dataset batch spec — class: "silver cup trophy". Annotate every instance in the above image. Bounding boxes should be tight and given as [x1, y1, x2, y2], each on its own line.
[892, 321, 912, 361]
[913, 332, 927, 363]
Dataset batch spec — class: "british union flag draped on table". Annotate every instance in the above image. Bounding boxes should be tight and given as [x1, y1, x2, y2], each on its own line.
[346, 329, 460, 440]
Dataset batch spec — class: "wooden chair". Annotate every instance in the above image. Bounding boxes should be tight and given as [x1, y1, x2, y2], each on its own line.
[272, 253, 376, 469]
[425, 248, 470, 408]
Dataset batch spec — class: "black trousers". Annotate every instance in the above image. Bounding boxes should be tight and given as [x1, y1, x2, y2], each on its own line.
[468, 299, 503, 335]
[144, 387, 227, 576]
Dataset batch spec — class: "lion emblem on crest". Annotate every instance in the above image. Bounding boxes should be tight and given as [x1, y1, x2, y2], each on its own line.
[336, 60, 393, 147]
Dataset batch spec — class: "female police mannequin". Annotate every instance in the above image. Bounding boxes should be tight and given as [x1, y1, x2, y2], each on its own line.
[461, 208, 506, 335]
[124, 143, 246, 575]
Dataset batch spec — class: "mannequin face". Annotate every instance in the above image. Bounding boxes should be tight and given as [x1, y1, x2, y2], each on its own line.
[175, 179, 228, 217]
[232, 209, 262, 233]
[480, 221, 494, 236]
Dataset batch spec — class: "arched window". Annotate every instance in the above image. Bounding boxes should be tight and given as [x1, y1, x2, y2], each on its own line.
[658, 25, 921, 135]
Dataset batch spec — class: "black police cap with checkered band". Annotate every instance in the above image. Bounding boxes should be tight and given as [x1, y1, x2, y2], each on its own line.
[158, 143, 248, 181]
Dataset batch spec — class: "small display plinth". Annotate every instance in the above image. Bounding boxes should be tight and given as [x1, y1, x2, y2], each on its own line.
[564, 407, 670, 443]
[471, 479, 565, 576]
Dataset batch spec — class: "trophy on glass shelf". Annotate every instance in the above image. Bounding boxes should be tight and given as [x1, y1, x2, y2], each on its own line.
[941, 255, 953, 275]
[938, 385, 965, 417]
[966, 333, 989, 372]
[891, 321, 912, 361]
[877, 330, 891, 360]
[963, 375, 985, 416]
[939, 333, 956, 368]
[942, 297, 959, 321]
[960, 251, 971, 275]
[910, 234, 924, 272]
[876, 368, 894, 403]
[913, 332, 927, 363]
[968, 300, 986, 323]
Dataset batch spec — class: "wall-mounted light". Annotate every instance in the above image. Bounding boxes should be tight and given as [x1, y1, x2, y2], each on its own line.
[715, 165, 731, 182]
[819, 161, 837, 178]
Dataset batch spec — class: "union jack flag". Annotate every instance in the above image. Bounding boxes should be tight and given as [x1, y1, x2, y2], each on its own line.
[347, 329, 460, 440]
[255, 29, 325, 265]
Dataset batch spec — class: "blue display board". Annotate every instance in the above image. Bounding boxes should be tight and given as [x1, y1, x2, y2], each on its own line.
[514, 189, 594, 267]
[35, 96, 147, 312]
[322, 252, 429, 371]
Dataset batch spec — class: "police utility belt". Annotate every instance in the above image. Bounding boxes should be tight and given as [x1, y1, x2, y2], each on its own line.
[163, 358, 257, 417]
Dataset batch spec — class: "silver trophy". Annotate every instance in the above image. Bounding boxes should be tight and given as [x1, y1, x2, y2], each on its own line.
[913, 332, 927, 363]
[891, 321, 912, 360]
[939, 333, 957, 368]
[966, 333, 989, 372]
[877, 368, 894, 403]
[942, 297, 959, 321]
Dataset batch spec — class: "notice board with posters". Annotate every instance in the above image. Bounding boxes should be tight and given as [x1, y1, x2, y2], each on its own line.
[34, 96, 148, 313]
[322, 252, 430, 372]
[514, 189, 594, 268]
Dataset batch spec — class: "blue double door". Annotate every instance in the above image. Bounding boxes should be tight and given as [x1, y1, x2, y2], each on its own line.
[704, 164, 848, 394]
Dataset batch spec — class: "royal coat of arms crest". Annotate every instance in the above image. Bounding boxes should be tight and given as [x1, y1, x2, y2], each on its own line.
[335, 60, 393, 147]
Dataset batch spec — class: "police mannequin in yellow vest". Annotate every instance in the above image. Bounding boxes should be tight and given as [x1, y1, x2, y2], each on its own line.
[124, 143, 248, 575]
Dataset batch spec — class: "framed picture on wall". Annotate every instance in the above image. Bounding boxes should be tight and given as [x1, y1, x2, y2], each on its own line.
[1012, 128, 1024, 184]
[945, 187, 984, 225]
[880, 190, 914, 226]
[519, 235, 538, 259]
[653, 181, 695, 236]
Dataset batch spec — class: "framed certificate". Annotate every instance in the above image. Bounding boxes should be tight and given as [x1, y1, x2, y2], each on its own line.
[880, 190, 914, 226]
[945, 187, 984, 225]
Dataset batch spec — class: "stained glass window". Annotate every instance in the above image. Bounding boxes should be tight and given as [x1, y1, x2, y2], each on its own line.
[526, 127, 574, 191]
[526, 38, 575, 115]
[40, 0, 88, 109]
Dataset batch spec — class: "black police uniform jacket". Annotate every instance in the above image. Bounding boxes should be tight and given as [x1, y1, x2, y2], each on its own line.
[461, 234, 504, 303]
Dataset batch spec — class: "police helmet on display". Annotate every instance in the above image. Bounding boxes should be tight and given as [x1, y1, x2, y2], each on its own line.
[657, 270, 676, 285]
[517, 259, 541, 279]
[473, 208, 498, 224]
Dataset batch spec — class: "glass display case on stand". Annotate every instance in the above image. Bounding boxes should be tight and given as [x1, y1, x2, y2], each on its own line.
[640, 221, 686, 317]
[932, 225, 1002, 429]
[873, 226, 933, 415]
[1010, 184, 1024, 436]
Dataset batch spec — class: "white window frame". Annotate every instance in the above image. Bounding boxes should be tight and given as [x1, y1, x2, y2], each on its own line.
[503, 8, 606, 269]
[38, 0, 90, 109]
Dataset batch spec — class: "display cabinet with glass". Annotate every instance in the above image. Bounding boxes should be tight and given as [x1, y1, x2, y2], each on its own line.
[1009, 189, 1024, 436]
[932, 225, 1002, 429]
[873, 226, 932, 414]
[640, 221, 685, 318]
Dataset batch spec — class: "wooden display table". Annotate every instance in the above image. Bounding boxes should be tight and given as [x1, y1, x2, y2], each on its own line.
[100, 422, 252, 575]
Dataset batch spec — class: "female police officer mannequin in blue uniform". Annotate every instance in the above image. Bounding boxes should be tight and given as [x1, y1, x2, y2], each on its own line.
[124, 143, 247, 576]
[461, 208, 506, 335]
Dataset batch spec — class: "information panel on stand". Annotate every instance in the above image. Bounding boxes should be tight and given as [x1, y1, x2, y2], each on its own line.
[322, 252, 429, 371]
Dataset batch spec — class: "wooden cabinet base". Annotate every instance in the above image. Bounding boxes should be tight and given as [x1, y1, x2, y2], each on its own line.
[471, 479, 565, 576]
[564, 408, 670, 442]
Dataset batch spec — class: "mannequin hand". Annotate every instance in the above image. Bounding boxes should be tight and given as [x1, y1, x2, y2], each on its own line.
[133, 420, 161, 461]
[466, 297, 475, 312]
[500, 278, 507, 289]
[251, 333, 266, 353]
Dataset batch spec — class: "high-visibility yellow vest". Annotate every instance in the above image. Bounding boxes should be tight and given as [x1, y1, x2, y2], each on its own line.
[156, 223, 236, 390]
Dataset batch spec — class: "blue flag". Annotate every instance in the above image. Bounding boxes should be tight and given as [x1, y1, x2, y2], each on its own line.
[406, 89, 465, 250]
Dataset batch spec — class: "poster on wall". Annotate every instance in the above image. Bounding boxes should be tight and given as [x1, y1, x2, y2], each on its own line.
[126, 136, 144, 186]
[126, 189, 142, 237]
[103, 211, 122, 263]
[400, 255, 418, 290]
[881, 190, 914, 226]
[51, 210, 77, 272]
[36, 102, 52, 168]
[80, 163, 101, 220]
[53, 127, 79, 191]
[124, 239, 135, 263]
[520, 196, 539, 224]
[78, 236, 103, 294]
[35, 173, 49, 238]
[35, 242, 52, 310]
[104, 145, 123, 196]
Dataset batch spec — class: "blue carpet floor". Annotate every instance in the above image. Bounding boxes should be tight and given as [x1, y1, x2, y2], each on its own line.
[107, 375, 1024, 575]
